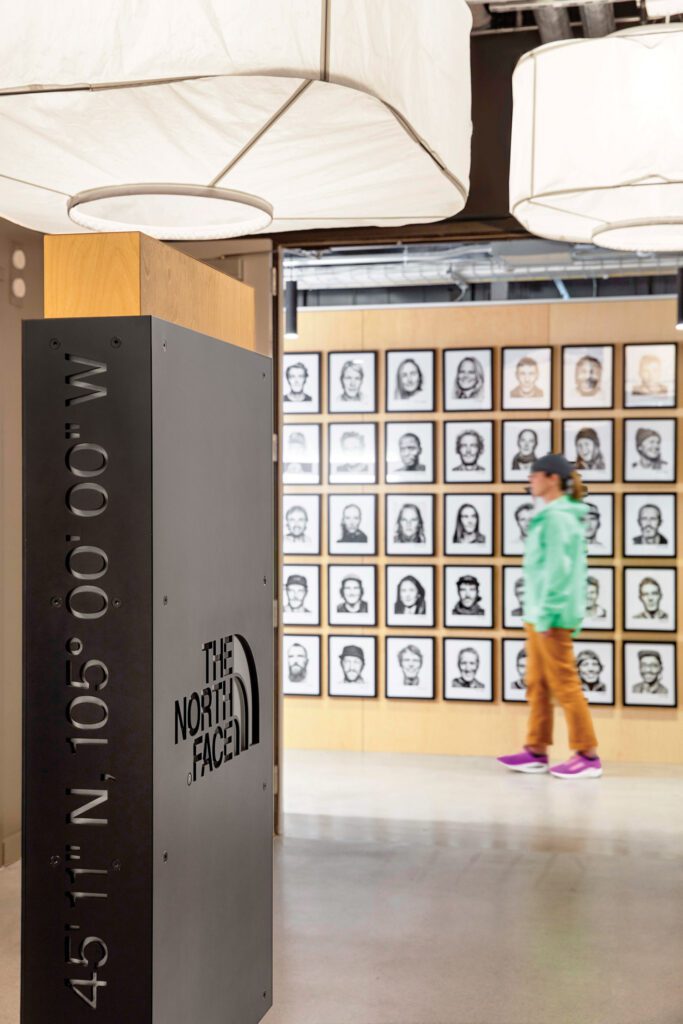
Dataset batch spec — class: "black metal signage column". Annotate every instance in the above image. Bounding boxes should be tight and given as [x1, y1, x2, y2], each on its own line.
[22, 317, 273, 1024]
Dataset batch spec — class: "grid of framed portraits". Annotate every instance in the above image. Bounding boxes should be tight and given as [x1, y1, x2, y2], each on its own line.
[283, 341, 680, 708]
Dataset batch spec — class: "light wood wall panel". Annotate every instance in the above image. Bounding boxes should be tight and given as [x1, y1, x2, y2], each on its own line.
[282, 298, 683, 764]
[45, 232, 255, 349]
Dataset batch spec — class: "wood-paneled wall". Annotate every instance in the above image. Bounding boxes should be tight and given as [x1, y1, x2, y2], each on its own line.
[282, 298, 683, 764]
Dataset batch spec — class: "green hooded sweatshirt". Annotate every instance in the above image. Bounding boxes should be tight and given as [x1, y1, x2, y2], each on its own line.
[522, 494, 587, 635]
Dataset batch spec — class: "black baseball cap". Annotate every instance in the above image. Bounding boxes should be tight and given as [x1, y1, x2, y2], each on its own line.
[531, 453, 574, 480]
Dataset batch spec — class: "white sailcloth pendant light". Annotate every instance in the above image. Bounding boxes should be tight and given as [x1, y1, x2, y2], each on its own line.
[510, 25, 683, 252]
[0, 0, 472, 240]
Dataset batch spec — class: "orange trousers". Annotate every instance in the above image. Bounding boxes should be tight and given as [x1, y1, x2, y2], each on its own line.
[524, 624, 598, 751]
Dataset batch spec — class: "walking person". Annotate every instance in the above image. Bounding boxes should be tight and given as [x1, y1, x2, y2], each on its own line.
[498, 454, 603, 779]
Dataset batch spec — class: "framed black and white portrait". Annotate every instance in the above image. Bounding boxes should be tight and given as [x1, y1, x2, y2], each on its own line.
[282, 352, 320, 413]
[623, 493, 676, 558]
[386, 349, 435, 412]
[328, 351, 377, 414]
[386, 637, 435, 700]
[583, 567, 614, 632]
[502, 638, 528, 702]
[624, 568, 677, 633]
[583, 494, 614, 557]
[385, 493, 435, 557]
[328, 422, 377, 484]
[444, 493, 493, 557]
[385, 422, 435, 484]
[562, 418, 613, 482]
[502, 494, 537, 556]
[624, 343, 677, 409]
[623, 642, 677, 708]
[502, 419, 552, 483]
[444, 566, 493, 628]
[444, 420, 494, 483]
[443, 638, 493, 702]
[328, 565, 376, 627]
[573, 640, 614, 705]
[443, 348, 493, 412]
[502, 566, 525, 630]
[282, 634, 321, 696]
[328, 635, 377, 698]
[386, 565, 435, 628]
[562, 345, 614, 410]
[502, 346, 552, 411]
[282, 565, 320, 626]
[282, 493, 320, 555]
[282, 423, 321, 484]
[623, 418, 676, 483]
[328, 494, 376, 556]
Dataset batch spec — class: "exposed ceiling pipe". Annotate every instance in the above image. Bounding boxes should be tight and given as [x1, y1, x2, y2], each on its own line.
[580, 2, 616, 35]
[533, 4, 573, 42]
[286, 252, 683, 291]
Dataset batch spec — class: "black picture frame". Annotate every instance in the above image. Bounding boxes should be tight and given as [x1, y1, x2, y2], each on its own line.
[328, 421, 378, 485]
[622, 492, 677, 558]
[282, 422, 322, 485]
[623, 417, 677, 484]
[385, 349, 436, 413]
[583, 493, 614, 558]
[282, 351, 321, 414]
[573, 639, 615, 706]
[501, 638, 528, 703]
[501, 418, 553, 484]
[443, 565, 494, 629]
[622, 641, 677, 708]
[281, 634, 322, 697]
[282, 492, 321, 556]
[385, 564, 436, 628]
[443, 638, 494, 702]
[583, 566, 615, 632]
[385, 493, 435, 557]
[443, 347, 493, 412]
[443, 420, 494, 484]
[327, 635, 378, 699]
[385, 420, 435, 485]
[328, 493, 378, 556]
[385, 637, 436, 700]
[624, 342, 678, 410]
[328, 564, 378, 627]
[502, 565, 525, 631]
[623, 567, 677, 634]
[327, 350, 378, 414]
[282, 564, 321, 627]
[562, 417, 615, 483]
[501, 346, 553, 412]
[443, 493, 494, 557]
[561, 344, 615, 411]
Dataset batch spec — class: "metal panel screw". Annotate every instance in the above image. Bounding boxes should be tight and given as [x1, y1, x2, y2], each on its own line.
[49, 337, 60, 350]
[50, 596, 62, 608]
[49, 855, 60, 867]
[262, 991, 267, 1000]
[112, 598, 122, 609]
[262, 782, 267, 791]
[162, 340, 167, 351]
[112, 859, 122, 872]
[110, 337, 122, 348]
[163, 595, 168, 606]
[263, 576, 267, 585]
[162, 852, 168, 863]
[187, 773, 192, 786]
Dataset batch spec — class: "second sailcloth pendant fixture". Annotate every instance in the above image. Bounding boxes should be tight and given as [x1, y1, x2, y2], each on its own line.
[510, 25, 683, 252]
[0, 0, 472, 240]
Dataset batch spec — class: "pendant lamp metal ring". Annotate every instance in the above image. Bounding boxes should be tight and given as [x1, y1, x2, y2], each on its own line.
[67, 183, 274, 239]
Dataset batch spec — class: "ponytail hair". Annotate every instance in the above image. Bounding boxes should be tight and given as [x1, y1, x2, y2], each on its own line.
[568, 469, 587, 502]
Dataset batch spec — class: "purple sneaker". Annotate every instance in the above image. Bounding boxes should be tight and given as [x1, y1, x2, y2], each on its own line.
[550, 753, 603, 779]
[497, 748, 549, 774]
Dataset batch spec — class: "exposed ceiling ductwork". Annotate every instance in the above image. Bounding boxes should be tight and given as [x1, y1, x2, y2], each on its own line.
[284, 241, 683, 291]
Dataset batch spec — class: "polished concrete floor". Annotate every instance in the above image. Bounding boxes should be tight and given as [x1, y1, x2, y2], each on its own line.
[2, 751, 683, 1024]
